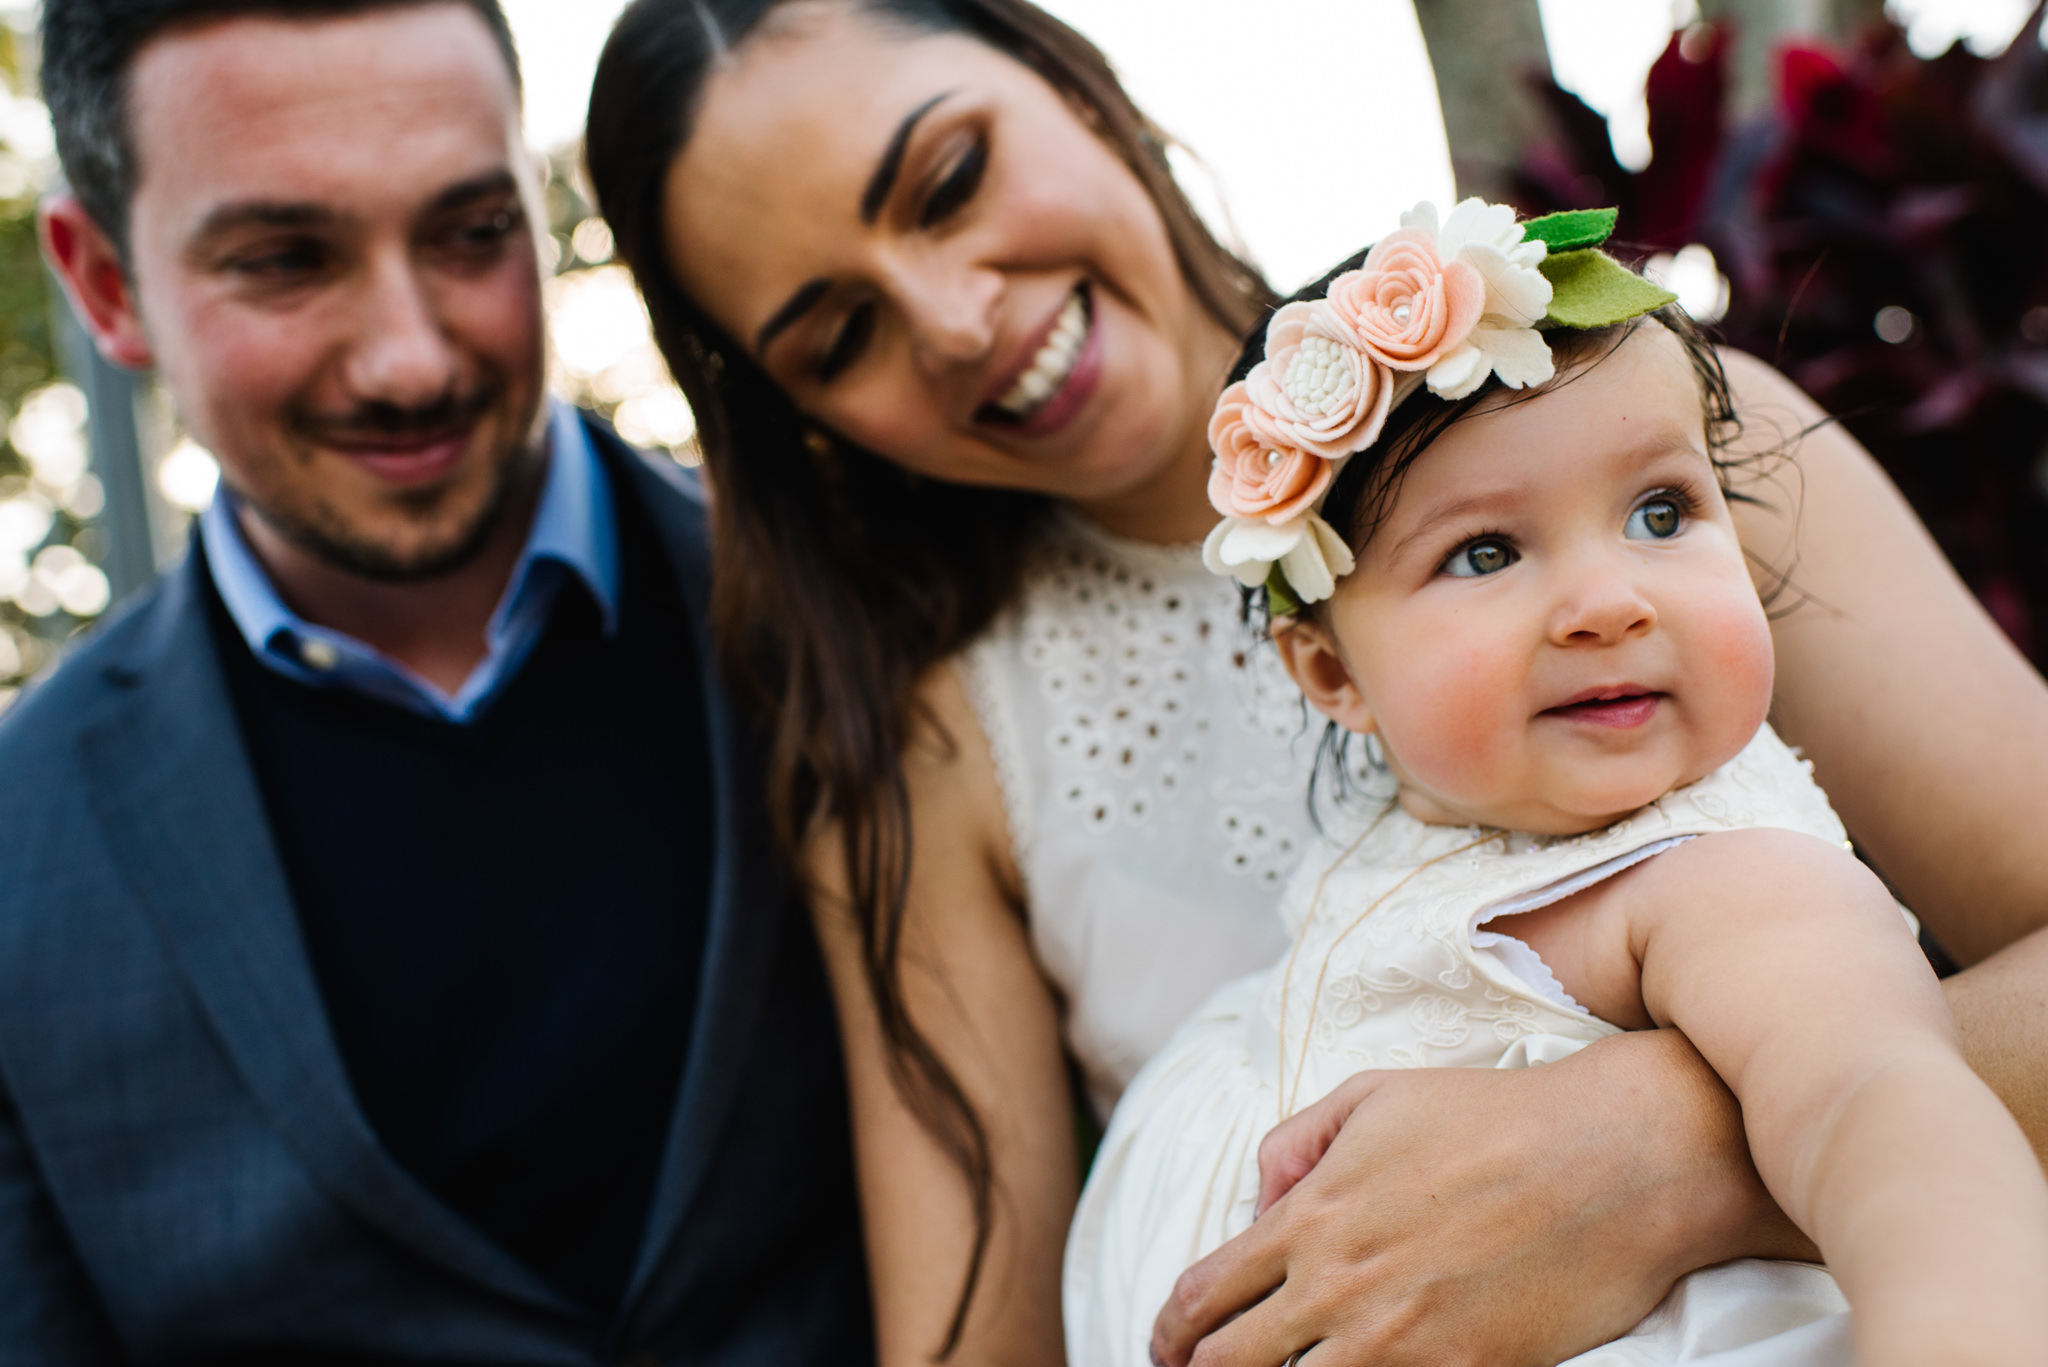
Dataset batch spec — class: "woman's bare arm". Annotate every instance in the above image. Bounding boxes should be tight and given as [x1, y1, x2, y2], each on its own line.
[1720, 350, 2048, 1162]
[1721, 350, 2048, 963]
[807, 665, 1076, 1367]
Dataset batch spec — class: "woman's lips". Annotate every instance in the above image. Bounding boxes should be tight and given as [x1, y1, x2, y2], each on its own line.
[1012, 306, 1102, 439]
[976, 284, 1102, 439]
[1544, 691, 1664, 728]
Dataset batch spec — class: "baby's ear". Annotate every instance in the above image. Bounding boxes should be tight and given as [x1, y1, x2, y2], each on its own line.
[1270, 617, 1377, 737]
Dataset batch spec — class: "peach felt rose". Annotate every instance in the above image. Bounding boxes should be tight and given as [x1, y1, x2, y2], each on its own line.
[1327, 229, 1485, 373]
[1242, 301, 1394, 460]
[1206, 379, 1332, 525]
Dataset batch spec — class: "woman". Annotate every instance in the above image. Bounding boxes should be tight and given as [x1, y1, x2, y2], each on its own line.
[585, 3, 2048, 1363]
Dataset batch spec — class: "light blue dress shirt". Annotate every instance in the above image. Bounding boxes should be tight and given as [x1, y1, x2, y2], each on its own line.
[201, 401, 621, 724]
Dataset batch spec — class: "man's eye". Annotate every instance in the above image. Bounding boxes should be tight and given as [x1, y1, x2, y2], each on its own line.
[443, 207, 521, 255]
[1444, 538, 1516, 578]
[229, 242, 328, 280]
[919, 137, 987, 229]
[1626, 497, 1683, 540]
[818, 302, 876, 381]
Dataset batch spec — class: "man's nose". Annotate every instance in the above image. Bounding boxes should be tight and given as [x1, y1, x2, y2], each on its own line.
[894, 264, 1002, 374]
[342, 252, 462, 405]
[1548, 552, 1658, 646]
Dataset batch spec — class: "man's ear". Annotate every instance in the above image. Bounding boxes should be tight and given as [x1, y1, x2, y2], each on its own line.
[1270, 615, 1376, 737]
[40, 195, 155, 371]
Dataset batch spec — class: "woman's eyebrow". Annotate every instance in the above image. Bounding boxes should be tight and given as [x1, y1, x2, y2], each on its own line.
[860, 90, 954, 223]
[756, 278, 831, 355]
[755, 90, 957, 355]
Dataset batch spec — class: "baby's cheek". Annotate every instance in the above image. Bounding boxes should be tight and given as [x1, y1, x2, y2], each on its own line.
[1374, 638, 1522, 802]
[1689, 592, 1777, 755]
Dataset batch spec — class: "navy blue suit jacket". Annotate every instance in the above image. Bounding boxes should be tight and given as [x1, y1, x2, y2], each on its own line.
[0, 426, 872, 1364]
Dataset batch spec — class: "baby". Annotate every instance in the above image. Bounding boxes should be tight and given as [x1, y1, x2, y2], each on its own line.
[1063, 202, 2048, 1366]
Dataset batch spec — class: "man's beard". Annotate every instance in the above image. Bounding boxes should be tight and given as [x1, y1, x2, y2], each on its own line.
[249, 380, 539, 584]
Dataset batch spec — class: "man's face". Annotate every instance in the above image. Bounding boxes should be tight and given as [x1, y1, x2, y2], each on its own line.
[121, 3, 546, 580]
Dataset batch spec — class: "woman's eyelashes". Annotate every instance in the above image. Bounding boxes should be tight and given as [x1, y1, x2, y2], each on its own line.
[817, 302, 877, 381]
[918, 134, 988, 229]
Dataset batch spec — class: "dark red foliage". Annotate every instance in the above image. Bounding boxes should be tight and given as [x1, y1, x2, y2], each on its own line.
[1513, 7, 2048, 664]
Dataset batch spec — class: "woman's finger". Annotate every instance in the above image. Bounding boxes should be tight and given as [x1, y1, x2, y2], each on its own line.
[1149, 1212, 1293, 1367]
[1157, 1276, 1312, 1367]
[1255, 1071, 1389, 1217]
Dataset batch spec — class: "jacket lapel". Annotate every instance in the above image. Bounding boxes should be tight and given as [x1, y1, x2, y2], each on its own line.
[75, 554, 572, 1315]
[599, 434, 789, 1320]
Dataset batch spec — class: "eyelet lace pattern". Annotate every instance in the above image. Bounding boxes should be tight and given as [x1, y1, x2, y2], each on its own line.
[960, 513, 1324, 1117]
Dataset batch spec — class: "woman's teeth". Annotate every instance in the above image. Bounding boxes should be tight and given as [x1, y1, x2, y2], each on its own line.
[995, 291, 1089, 418]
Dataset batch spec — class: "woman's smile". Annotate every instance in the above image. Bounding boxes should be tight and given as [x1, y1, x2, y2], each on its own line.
[979, 282, 1101, 435]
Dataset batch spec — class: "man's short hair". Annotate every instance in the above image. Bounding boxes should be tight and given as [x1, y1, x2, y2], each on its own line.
[41, 0, 525, 255]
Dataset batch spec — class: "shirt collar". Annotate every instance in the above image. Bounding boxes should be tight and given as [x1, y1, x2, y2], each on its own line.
[504, 400, 621, 637]
[199, 399, 620, 715]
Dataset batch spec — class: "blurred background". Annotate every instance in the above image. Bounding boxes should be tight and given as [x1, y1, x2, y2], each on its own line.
[0, 0, 2043, 717]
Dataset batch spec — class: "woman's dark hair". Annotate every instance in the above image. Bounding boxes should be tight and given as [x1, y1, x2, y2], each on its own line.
[1237, 255, 1756, 816]
[585, 1, 1274, 1353]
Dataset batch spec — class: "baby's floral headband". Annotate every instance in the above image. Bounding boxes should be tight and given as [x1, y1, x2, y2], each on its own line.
[1202, 201, 1677, 616]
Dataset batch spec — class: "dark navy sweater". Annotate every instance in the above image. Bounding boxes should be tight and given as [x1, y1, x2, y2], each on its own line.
[207, 482, 712, 1316]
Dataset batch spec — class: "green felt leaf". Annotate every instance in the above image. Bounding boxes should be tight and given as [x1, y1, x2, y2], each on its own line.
[1539, 249, 1677, 329]
[1520, 208, 1618, 253]
[1264, 565, 1304, 619]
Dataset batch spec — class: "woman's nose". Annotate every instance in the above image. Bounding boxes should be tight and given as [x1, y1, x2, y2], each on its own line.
[1548, 556, 1658, 646]
[894, 263, 1002, 373]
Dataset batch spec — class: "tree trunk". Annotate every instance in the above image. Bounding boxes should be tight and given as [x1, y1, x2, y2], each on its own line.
[1413, 0, 1553, 202]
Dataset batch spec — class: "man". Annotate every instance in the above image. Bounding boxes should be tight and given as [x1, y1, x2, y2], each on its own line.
[0, 1, 869, 1360]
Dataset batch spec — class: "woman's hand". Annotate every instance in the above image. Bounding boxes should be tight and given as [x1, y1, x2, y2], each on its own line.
[1151, 1029, 1814, 1367]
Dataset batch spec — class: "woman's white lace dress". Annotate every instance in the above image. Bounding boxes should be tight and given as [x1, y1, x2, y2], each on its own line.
[1063, 725, 1858, 1367]
[960, 515, 1328, 1121]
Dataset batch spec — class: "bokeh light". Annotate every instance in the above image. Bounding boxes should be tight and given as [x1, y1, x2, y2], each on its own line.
[1645, 244, 1730, 324]
[157, 439, 221, 514]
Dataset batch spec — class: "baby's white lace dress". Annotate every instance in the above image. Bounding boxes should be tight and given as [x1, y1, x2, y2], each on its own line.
[960, 514, 1331, 1120]
[1065, 726, 1867, 1367]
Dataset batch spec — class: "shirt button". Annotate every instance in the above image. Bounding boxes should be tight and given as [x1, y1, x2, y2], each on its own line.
[298, 639, 340, 671]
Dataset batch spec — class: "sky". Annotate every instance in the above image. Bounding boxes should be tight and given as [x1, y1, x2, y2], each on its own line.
[503, 0, 2045, 296]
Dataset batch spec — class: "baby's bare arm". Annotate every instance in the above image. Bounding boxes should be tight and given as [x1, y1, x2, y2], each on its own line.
[1617, 830, 2048, 1364]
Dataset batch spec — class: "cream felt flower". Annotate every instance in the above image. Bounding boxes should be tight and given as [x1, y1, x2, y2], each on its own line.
[1206, 378, 1335, 524]
[1426, 320, 1557, 400]
[1201, 509, 1355, 604]
[1243, 302, 1394, 460]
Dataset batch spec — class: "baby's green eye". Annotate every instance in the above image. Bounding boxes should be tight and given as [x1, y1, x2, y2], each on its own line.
[1626, 498, 1683, 540]
[1444, 538, 1515, 578]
